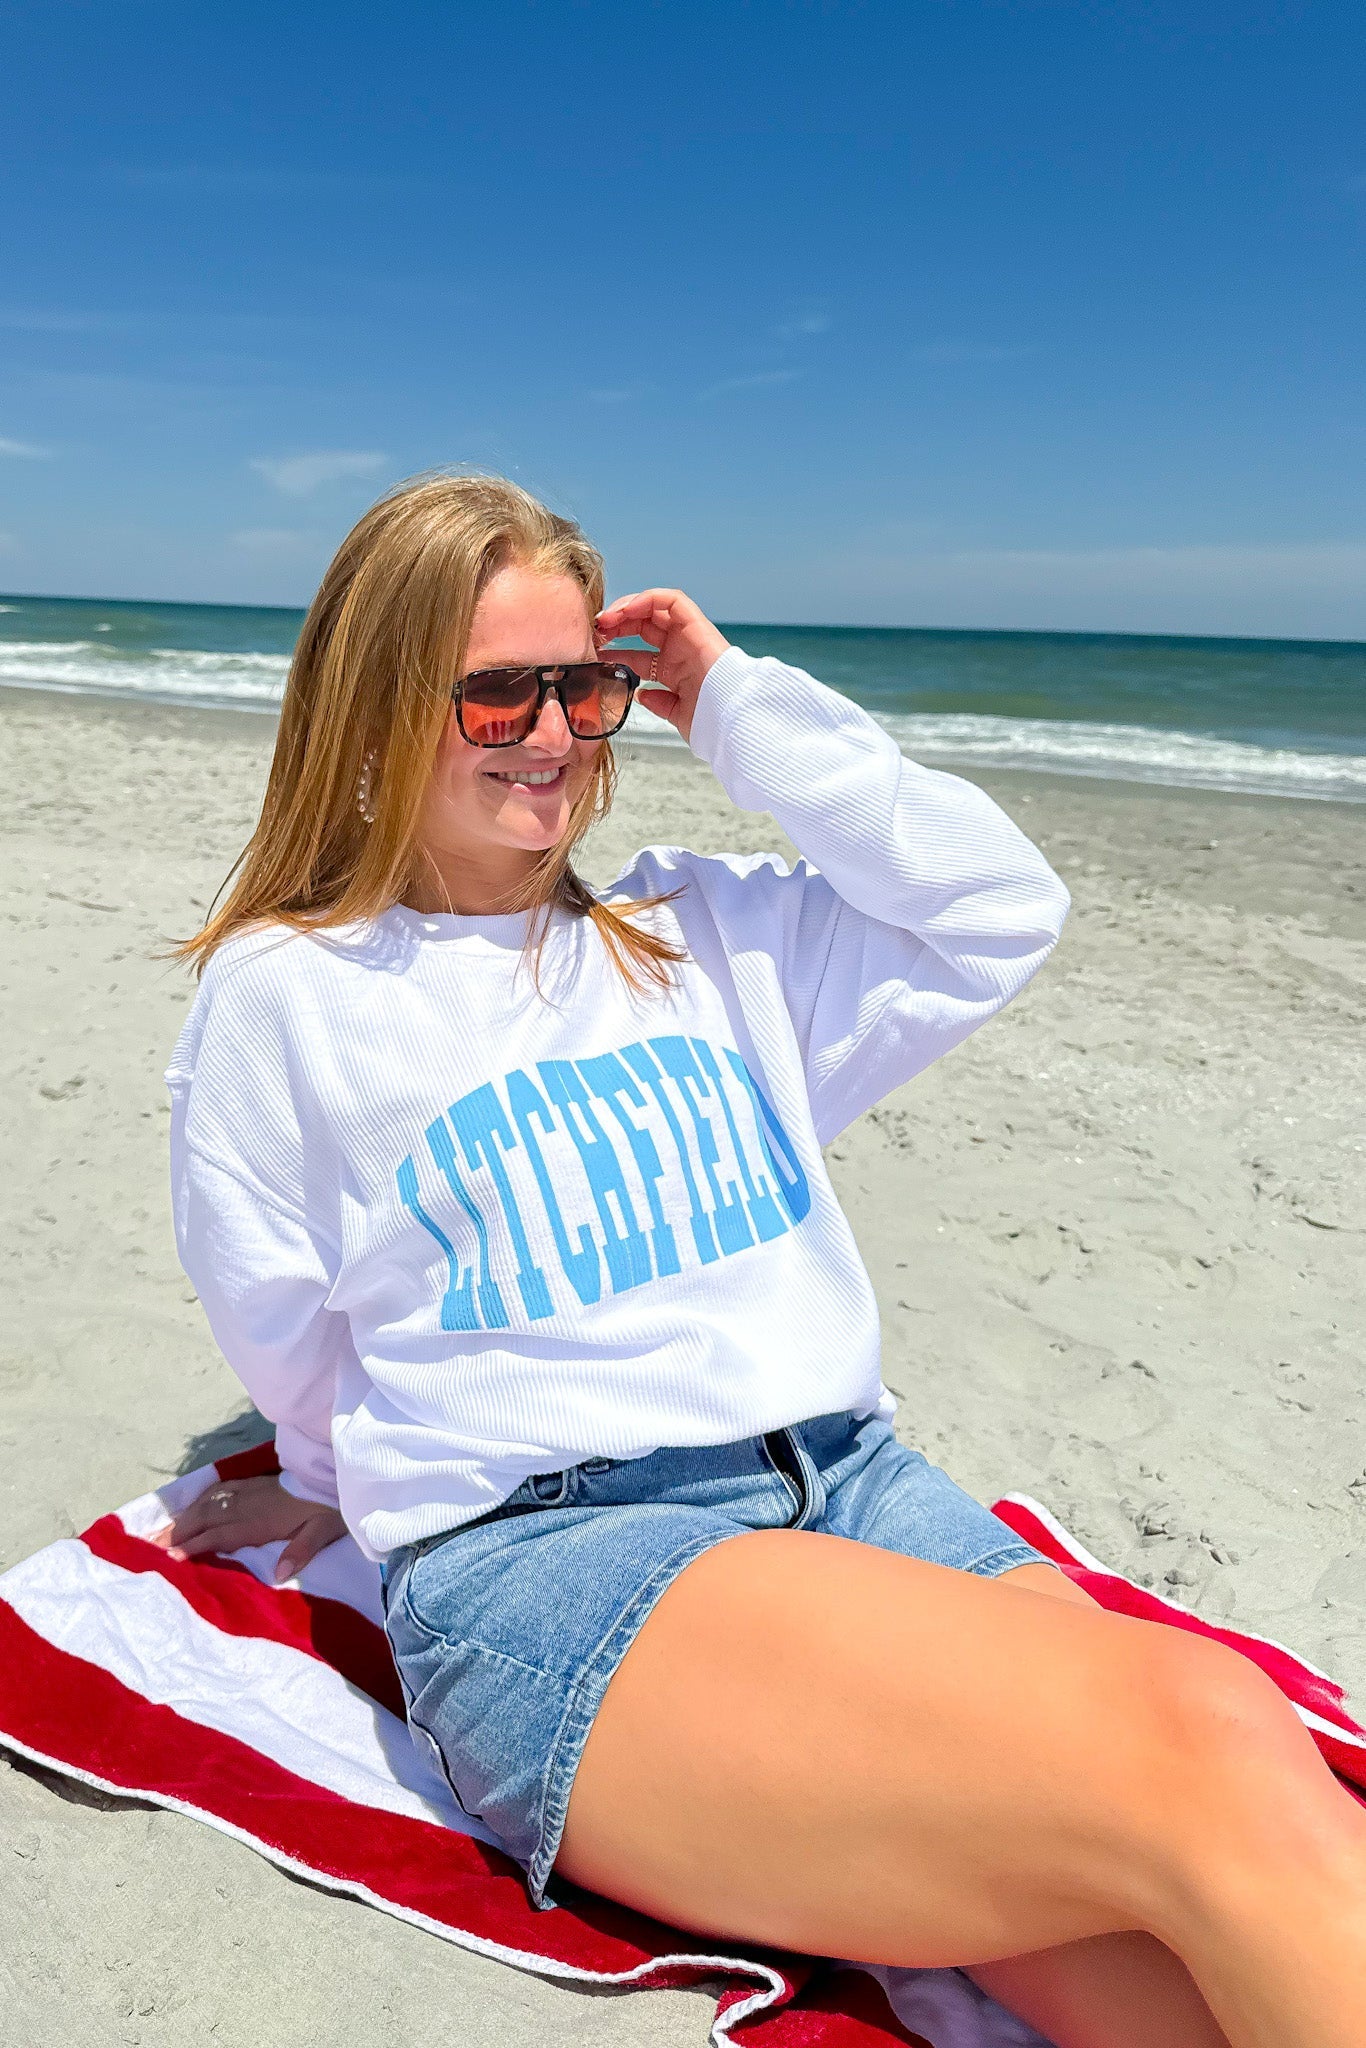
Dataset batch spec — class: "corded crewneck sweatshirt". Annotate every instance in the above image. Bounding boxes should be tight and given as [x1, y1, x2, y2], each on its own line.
[166, 648, 1069, 1560]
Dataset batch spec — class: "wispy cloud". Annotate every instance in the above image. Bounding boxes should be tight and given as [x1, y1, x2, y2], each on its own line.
[0, 436, 51, 459]
[250, 450, 389, 496]
[774, 311, 831, 339]
[699, 368, 802, 400]
[910, 342, 1021, 366]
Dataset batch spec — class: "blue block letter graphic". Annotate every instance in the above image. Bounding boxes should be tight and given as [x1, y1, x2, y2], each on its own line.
[692, 1038, 788, 1243]
[422, 1115, 510, 1328]
[722, 1052, 811, 1225]
[619, 1040, 718, 1264]
[448, 1083, 554, 1321]
[575, 1051, 682, 1280]
[506, 1069, 602, 1307]
[647, 1036, 754, 1255]
[538, 1059, 653, 1293]
[395, 1155, 480, 1332]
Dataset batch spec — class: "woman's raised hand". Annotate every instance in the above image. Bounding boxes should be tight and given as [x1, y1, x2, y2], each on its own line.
[151, 1472, 348, 1584]
[595, 589, 730, 746]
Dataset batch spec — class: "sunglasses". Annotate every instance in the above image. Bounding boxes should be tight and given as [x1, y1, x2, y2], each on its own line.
[450, 662, 640, 747]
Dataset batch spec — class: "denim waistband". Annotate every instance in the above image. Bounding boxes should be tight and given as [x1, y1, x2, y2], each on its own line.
[404, 1409, 869, 1565]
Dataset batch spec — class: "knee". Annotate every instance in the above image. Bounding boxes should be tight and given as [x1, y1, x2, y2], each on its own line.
[1140, 1628, 1303, 1798]
[1137, 1628, 1337, 1883]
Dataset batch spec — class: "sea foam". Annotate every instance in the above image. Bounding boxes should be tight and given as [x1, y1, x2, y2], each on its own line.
[619, 701, 1366, 803]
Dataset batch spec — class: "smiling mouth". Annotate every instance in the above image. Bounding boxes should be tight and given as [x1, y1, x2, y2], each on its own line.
[483, 764, 568, 788]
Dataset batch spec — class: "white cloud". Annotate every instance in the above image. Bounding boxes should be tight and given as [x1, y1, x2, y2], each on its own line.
[0, 436, 51, 458]
[250, 450, 389, 496]
[699, 368, 802, 400]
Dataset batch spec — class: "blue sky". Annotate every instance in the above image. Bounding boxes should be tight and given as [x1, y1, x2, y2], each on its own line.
[1, 0, 1364, 635]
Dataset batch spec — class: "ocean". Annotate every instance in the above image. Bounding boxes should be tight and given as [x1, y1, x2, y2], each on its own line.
[3, 592, 1364, 804]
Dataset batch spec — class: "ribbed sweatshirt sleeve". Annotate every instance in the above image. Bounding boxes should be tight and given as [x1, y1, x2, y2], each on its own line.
[687, 648, 1071, 1142]
[166, 944, 344, 1507]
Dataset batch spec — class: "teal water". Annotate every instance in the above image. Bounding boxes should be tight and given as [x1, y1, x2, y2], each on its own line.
[3, 593, 1364, 802]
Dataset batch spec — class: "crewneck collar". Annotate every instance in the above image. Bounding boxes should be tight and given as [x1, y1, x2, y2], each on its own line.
[381, 903, 535, 952]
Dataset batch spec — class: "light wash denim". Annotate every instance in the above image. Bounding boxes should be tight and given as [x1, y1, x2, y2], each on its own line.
[381, 1409, 1042, 1905]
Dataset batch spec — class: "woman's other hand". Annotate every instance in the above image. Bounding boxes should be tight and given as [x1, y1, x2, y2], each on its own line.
[595, 589, 730, 746]
[152, 1473, 348, 1583]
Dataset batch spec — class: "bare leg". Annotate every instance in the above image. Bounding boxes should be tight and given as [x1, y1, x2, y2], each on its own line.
[971, 1932, 1229, 2048]
[958, 1564, 1230, 2045]
[558, 1531, 1366, 2048]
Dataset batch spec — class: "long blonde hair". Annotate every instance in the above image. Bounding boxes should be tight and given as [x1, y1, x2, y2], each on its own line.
[178, 472, 682, 990]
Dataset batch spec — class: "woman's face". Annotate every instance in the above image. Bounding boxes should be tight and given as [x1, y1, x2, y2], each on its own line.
[413, 563, 603, 903]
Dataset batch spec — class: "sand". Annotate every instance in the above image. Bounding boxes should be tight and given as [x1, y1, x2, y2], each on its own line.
[2, 683, 1364, 2045]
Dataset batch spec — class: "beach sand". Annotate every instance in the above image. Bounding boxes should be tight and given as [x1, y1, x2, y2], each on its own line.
[2, 684, 1364, 2045]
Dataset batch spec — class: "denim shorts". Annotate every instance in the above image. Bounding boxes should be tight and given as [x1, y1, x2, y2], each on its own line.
[381, 1409, 1043, 1906]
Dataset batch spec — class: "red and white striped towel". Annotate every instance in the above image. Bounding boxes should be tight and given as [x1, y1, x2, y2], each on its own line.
[1, 1441, 1362, 2048]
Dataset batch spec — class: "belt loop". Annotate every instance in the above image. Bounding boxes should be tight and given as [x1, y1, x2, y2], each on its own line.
[532, 1465, 585, 1506]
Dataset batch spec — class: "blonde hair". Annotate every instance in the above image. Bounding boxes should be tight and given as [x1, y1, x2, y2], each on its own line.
[178, 472, 682, 990]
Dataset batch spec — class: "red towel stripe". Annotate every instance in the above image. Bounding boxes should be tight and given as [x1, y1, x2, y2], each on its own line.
[214, 1440, 283, 1482]
[80, 1514, 406, 1722]
[0, 1593, 785, 1998]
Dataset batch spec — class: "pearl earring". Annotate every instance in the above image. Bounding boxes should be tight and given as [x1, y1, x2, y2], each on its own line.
[356, 748, 377, 825]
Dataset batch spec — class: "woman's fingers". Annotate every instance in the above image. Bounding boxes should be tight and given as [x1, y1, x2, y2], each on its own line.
[167, 1517, 263, 1561]
[164, 1494, 236, 1551]
[276, 1511, 347, 1584]
[596, 590, 692, 647]
[636, 686, 683, 727]
[148, 1476, 349, 1573]
[161, 1474, 321, 1562]
[597, 586, 685, 625]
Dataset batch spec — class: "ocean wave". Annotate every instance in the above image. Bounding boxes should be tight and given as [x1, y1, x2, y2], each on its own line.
[877, 711, 1366, 802]
[3, 640, 1363, 802]
[0, 639, 291, 709]
[622, 702, 1366, 801]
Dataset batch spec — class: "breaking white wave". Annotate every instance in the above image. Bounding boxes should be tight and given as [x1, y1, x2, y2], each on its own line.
[622, 701, 1366, 802]
[3, 637, 1363, 802]
[878, 710, 1366, 803]
[0, 639, 290, 709]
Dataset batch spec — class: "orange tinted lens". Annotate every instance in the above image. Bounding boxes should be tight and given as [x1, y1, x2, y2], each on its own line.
[564, 664, 630, 736]
[459, 671, 538, 745]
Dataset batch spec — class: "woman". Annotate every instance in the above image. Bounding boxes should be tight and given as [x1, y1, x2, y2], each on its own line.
[163, 474, 1366, 2048]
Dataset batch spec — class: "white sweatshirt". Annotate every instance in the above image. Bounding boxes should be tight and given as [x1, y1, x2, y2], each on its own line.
[166, 648, 1069, 1560]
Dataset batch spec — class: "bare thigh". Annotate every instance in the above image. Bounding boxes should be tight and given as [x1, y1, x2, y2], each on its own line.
[559, 1528, 1192, 1966]
[999, 1559, 1095, 1606]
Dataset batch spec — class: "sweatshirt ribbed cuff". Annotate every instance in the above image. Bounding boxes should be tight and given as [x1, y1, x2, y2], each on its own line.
[688, 645, 755, 769]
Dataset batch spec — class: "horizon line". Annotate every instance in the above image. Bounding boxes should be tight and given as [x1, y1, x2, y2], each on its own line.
[2, 590, 1365, 655]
